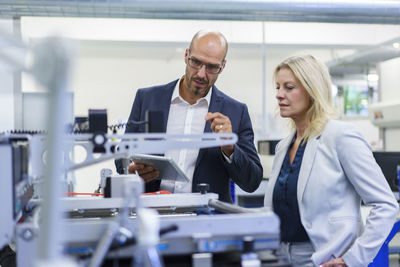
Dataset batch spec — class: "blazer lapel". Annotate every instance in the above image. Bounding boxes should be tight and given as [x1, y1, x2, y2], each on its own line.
[158, 80, 177, 132]
[264, 132, 294, 208]
[297, 135, 320, 204]
[195, 86, 223, 169]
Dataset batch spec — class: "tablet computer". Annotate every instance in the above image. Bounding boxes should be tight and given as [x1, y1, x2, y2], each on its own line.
[131, 154, 190, 183]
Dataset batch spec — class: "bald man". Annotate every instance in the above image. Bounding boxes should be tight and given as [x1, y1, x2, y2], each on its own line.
[115, 30, 262, 203]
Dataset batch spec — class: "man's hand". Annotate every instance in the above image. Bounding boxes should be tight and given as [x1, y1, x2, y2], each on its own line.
[128, 162, 159, 183]
[205, 112, 234, 157]
[319, 257, 347, 267]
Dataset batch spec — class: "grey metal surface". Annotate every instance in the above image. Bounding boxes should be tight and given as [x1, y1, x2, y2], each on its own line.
[62, 192, 219, 211]
[42, 132, 236, 172]
[208, 199, 267, 213]
[0, 144, 14, 250]
[192, 253, 212, 267]
[16, 209, 280, 265]
[16, 223, 40, 267]
[0, 0, 400, 24]
[0, 136, 35, 252]
[62, 212, 280, 255]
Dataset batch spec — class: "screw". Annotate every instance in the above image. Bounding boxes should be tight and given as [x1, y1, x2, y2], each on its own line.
[22, 229, 33, 241]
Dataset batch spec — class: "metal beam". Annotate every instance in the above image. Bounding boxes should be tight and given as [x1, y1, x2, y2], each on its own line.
[0, 0, 400, 24]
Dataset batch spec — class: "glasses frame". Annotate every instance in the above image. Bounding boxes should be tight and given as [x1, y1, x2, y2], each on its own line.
[187, 52, 224, 74]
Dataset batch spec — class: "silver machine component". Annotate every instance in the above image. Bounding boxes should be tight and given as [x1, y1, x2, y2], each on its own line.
[1, 130, 283, 267]
[16, 211, 279, 265]
[0, 143, 15, 250]
[61, 192, 219, 211]
[0, 135, 34, 250]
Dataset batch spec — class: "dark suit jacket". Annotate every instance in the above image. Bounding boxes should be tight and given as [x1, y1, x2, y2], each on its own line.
[116, 79, 263, 203]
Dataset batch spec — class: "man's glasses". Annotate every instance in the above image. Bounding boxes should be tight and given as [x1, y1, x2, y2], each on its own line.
[187, 56, 223, 74]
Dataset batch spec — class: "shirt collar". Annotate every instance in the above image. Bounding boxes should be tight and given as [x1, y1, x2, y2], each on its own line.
[171, 77, 212, 105]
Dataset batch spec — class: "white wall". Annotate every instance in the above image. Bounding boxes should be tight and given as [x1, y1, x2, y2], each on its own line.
[0, 70, 14, 131]
[70, 41, 355, 139]
[21, 17, 400, 46]
[380, 57, 400, 102]
[379, 57, 400, 151]
[0, 19, 16, 132]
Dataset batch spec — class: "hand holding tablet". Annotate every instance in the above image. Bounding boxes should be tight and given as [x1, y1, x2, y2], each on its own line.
[130, 154, 190, 183]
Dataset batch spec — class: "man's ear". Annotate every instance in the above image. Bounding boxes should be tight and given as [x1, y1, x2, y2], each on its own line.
[220, 59, 227, 72]
[184, 48, 189, 63]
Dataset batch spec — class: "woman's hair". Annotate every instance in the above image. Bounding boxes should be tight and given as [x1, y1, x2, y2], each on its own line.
[274, 55, 337, 141]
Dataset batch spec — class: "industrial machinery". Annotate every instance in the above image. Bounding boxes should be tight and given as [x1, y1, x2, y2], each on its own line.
[369, 101, 400, 199]
[368, 101, 400, 129]
[0, 131, 284, 267]
[369, 100, 400, 152]
[0, 134, 34, 250]
[0, 28, 283, 267]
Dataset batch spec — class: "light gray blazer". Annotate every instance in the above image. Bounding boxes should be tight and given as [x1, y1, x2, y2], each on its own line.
[264, 119, 398, 267]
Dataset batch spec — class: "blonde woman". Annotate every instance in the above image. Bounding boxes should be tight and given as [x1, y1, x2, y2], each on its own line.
[264, 55, 398, 267]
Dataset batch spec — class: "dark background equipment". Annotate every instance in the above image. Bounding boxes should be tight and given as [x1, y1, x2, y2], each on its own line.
[373, 151, 400, 192]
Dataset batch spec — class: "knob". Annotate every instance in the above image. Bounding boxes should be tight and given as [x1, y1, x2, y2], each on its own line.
[197, 183, 210, 194]
[243, 236, 255, 253]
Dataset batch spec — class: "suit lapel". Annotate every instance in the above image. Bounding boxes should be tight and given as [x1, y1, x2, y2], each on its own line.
[297, 135, 320, 204]
[195, 86, 223, 169]
[158, 80, 177, 132]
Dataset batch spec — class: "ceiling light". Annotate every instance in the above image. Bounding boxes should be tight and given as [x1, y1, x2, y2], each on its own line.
[393, 42, 400, 49]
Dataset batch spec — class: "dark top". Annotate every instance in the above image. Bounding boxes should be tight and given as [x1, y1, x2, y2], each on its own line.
[273, 135, 309, 242]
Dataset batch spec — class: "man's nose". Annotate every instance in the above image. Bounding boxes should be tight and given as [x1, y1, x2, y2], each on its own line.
[197, 64, 207, 77]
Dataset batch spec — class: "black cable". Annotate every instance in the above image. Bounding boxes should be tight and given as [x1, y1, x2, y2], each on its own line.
[159, 224, 178, 236]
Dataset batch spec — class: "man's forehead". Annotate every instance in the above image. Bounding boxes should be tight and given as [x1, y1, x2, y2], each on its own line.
[190, 47, 225, 62]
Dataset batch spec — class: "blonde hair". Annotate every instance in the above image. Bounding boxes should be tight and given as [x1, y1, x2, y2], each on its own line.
[274, 55, 337, 141]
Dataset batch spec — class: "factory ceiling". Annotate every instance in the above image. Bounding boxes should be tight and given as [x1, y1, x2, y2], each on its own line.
[0, 0, 399, 25]
[327, 36, 400, 77]
[1, 0, 400, 76]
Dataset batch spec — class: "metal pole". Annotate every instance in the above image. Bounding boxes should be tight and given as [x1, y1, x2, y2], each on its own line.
[208, 199, 267, 214]
[261, 22, 267, 137]
[33, 38, 75, 266]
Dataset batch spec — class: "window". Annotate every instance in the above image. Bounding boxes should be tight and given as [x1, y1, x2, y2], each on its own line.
[332, 76, 378, 117]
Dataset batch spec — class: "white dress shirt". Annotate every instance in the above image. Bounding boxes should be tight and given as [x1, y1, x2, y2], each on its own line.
[160, 79, 212, 193]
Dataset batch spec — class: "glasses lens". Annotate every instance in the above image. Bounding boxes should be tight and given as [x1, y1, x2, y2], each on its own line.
[189, 57, 221, 74]
[189, 58, 202, 68]
[206, 65, 221, 74]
